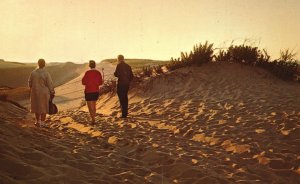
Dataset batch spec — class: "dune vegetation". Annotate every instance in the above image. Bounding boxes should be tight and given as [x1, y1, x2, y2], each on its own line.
[100, 42, 299, 96]
[139, 41, 299, 82]
[102, 59, 169, 71]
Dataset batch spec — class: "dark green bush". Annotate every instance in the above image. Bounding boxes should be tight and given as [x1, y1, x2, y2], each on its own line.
[280, 49, 297, 62]
[226, 44, 260, 64]
[214, 50, 231, 62]
[257, 49, 271, 64]
[166, 57, 185, 71]
[165, 41, 214, 71]
[191, 41, 214, 65]
[257, 59, 299, 81]
[256, 49, 299, 81]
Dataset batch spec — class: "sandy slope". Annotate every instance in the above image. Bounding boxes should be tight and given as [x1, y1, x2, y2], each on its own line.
[1, 62, 300, 183]
[0, 62, 84, 88]
[85, 62, 300, 182]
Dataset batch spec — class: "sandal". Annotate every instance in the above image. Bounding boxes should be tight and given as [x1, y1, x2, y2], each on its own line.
[34, 120, 40, 127]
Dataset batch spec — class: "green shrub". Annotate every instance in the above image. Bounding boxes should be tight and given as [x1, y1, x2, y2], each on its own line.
[227, 44, 260, 64]
[191, 41, 214, 65]
[258, 59, 298, 81]
[280, 49, 297, 62]
[214, 50, 231, 62]
[166, 41, 214, 71]
[257, 49, 271, 64]
[256, 48, 298, 81]
[166, 57, 185, 71]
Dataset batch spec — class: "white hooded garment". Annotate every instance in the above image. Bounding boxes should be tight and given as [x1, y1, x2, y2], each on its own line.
[28, 68, 55, 114]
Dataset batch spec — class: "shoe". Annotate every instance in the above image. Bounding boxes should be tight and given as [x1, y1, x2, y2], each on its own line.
[120, 115, 127, 119]
[34, 120, 41, 127]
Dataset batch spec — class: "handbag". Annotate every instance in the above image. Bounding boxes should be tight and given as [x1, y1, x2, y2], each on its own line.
[49, 99, 58, 115]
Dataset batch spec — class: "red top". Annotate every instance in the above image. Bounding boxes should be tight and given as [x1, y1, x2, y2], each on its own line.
[82, 69, 103, 93]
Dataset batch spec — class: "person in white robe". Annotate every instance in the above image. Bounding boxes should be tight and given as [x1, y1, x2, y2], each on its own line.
[28, 59, 55, 126]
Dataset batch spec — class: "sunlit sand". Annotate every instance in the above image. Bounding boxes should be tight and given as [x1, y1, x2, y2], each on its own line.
[1, 61, 299, 183]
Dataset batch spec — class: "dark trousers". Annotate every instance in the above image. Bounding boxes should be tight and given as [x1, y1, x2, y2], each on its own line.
[117, 84, 129, 117]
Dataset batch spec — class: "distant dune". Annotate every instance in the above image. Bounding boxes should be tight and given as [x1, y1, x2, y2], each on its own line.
[0, 61, 86, 88]
[0, 59, 32, 68]
[1, 62, 299, 183]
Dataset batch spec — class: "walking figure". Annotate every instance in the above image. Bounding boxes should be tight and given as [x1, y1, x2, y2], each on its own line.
[28, 59, 55, 127]
[114, 55, 133, 118]
[82, 60, 103, 124]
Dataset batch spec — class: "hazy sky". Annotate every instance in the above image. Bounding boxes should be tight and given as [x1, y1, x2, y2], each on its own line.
[0, 0, 299, 63]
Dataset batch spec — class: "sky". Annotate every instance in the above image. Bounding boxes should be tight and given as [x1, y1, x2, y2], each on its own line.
[0, 0, 299, 63]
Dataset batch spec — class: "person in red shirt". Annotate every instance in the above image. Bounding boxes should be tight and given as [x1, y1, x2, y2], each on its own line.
[82, 60, 103, 124]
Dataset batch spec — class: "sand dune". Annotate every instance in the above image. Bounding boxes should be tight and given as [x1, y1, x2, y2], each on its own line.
[0, 59, 34, 68]
[0, 61, 85, 88]
[1, 62, 300, 183]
